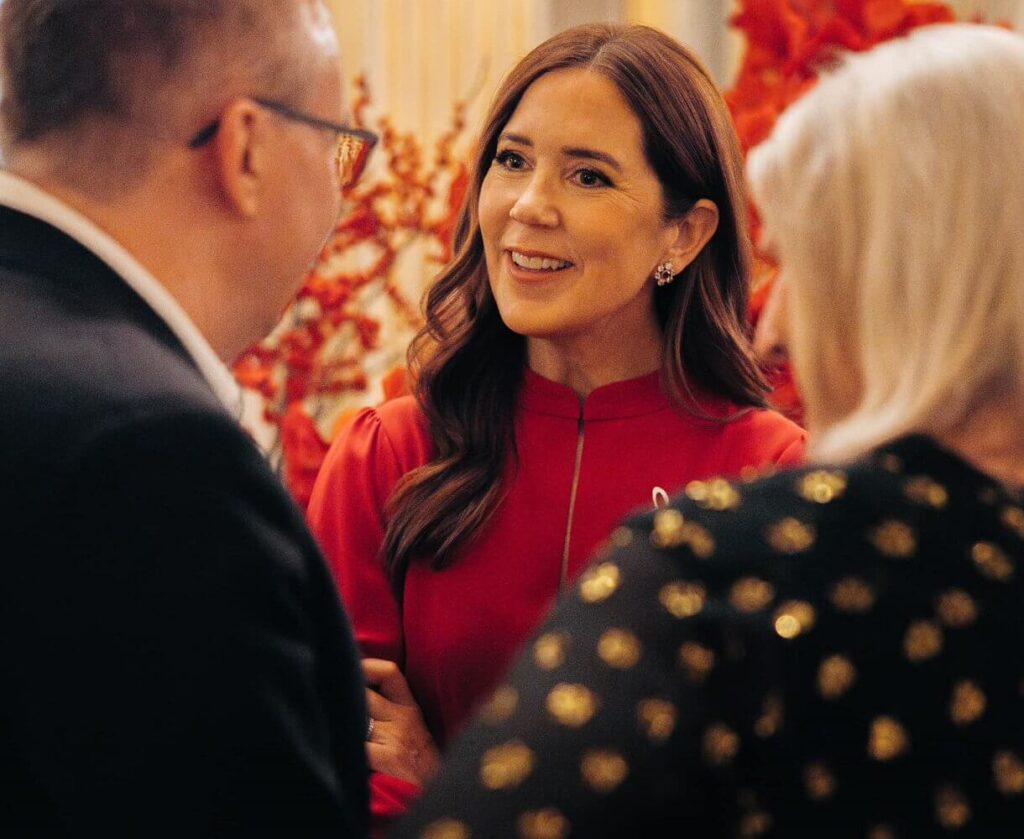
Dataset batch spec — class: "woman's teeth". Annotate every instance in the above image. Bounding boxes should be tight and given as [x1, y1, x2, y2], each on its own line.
[511, 251, 572, 271]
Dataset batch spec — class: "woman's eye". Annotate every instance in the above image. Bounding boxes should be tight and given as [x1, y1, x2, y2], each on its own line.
[573, 168, 611, 188]
[494, 150, 527, 170]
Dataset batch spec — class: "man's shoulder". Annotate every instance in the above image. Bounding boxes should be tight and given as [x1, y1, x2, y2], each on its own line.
[0, 264, 243, 522]
[2, 264, 222, 436]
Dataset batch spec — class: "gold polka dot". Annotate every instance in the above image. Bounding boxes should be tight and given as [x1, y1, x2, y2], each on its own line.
[703, 722, 740, 765]
[678, 641, 716, 682]
[878, 453, 904, 473]
[659, 580, 706, 619]
[829, 577, 876, 613]
[517, 808, 569, 839]
[903, 476, 949, 508]
[685, 477, 741, 511]
[796, 470, 847, 504]
[935, 785, 971, 830]
[610, 526, 634, 548]
[480, 740, 535, 790]
[804, 762, 836, 800]
[650, 510, 715, 557]
[533, 632, 569, 671]
[421, 818, 470, 839]
[651, 509, 685, 547]
[754, 694, 784, 738]
[637, 698, 677, 743]
[546, 683, 598, 728]
[597, 628, 642, 669]
[935, 589, 978, 628]
[729, 577, 776, 612]
[580, 749, 629, 793]
[868, 716, 909, 761]
[766, 518, 816, 553]
[971, 541, 1014, 582]
[738, 811, 773, 837]
[903, 620, 943, 662]
[479, 685, 518, 724]
[773, 600, 816, 639]
[684, 523, 716, 558]
[578, 562, 621, 603]
[869, 520, 916, 558]
[950, 680, 986, 725]
[818, 654, 857, 699]
[1001, 505, 1024, 539]
[867, 825, 897, 839]
[994, 750, 1024, 795]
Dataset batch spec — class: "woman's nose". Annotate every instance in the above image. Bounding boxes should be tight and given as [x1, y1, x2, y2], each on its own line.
[508, 175, 560, 227]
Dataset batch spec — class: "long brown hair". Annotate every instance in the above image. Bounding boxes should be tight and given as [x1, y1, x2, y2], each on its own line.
[384, 24, 769, 583]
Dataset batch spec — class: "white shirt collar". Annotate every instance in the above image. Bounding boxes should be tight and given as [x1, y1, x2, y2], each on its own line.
[0, 170, 243, 416]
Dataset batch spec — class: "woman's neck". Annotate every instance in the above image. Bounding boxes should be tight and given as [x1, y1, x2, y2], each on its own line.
[933, 400, 1024, 492]
[527, 330, 662, 398]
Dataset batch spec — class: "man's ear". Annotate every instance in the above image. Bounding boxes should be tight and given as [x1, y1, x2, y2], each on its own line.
[212, 99, 264, 217]
[664, 198, 719, 272]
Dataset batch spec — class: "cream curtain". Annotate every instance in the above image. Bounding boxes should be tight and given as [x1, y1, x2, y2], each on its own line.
[323, 0, 1024, 168]
[327, 0, 552, 143]
[324, 0, 741, 143]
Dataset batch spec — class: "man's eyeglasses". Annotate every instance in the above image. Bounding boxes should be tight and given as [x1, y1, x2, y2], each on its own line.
[188, 97, 378, 189]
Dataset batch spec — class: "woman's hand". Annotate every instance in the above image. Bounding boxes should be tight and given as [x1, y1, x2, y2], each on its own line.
[362, 658, 440, 787]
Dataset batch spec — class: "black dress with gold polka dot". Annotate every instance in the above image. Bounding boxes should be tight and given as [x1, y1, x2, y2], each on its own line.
[393, 436, 1024, 838]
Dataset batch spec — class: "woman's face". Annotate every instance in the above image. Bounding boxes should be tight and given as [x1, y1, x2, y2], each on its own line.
[478, 67, 682, 350]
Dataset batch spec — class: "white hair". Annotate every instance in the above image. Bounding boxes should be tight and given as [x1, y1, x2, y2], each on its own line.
[747, 24, 1024, 462]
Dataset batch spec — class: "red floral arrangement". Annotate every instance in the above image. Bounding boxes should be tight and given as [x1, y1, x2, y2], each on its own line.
[731, 0, 956, 423]
[235, 0, 962, 505]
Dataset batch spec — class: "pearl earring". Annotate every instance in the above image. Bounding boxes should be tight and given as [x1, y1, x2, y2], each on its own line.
[654, 261, 674, 286]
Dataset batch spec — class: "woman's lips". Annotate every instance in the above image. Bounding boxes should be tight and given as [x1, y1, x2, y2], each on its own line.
[505, 249, 574, 278]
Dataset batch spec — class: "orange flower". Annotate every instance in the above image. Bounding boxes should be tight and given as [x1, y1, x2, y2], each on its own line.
[280, 402, 330, 509]
[731, 0, 961, 423]
[232, 356, 277, 399]
[381, 365, 411, 402]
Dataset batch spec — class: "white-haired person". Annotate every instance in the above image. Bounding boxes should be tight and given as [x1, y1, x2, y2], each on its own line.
[393, 24, 1024, 837]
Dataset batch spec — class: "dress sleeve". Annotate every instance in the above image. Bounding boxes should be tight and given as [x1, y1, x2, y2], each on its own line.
[773, 433, 806, 468]
[307, 407, 405, 666]
[306, 407, 425, 834]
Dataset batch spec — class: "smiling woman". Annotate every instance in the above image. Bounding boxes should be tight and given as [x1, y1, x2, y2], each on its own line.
[479, 67, 721, 387]
[305, 23, 805, 833]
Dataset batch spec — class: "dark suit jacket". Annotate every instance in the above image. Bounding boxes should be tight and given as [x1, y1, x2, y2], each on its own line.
[0, 206, 369, 836]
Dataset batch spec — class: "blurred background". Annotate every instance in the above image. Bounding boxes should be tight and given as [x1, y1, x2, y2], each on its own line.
[325, 0, 1024, 144]
[241, 0, 1022, 501]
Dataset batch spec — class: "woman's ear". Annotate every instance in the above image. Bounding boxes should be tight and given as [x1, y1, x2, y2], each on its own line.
[753, 277, 790, 368]
[664, 198, 719, 271]
[211, 98, 264, 218]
